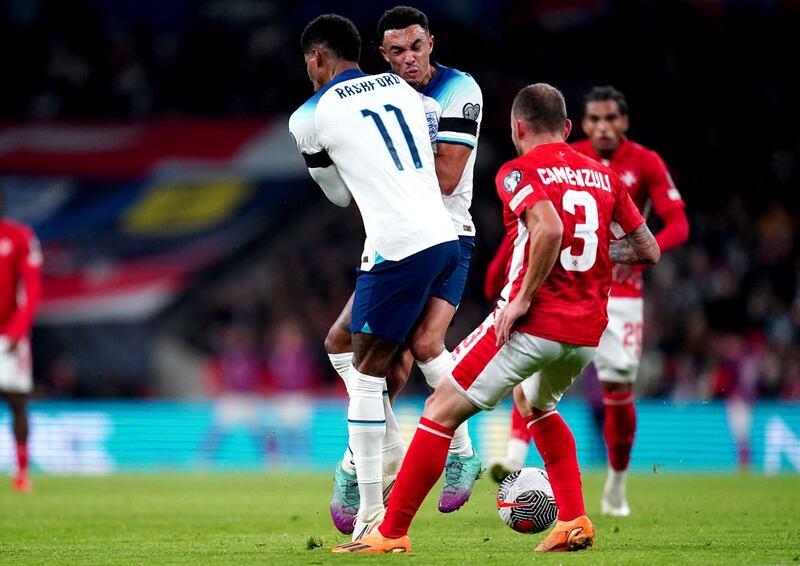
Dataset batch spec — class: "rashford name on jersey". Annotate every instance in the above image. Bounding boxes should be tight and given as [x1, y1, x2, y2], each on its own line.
[331, 74, 401, 99]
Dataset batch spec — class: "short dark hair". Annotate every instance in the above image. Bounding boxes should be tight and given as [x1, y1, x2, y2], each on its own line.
[512, 83, 567, 134]
[583, 85, 629, 116]
[301, 14, 361, 62]
[377, 6, 429, 40]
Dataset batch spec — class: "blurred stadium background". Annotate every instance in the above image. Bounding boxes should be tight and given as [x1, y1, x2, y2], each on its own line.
[0, 0, 798, 477]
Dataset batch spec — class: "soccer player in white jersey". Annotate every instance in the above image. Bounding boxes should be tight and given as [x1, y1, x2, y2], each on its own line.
[323, 6, 483, 532]
[288, 14, 460, 540]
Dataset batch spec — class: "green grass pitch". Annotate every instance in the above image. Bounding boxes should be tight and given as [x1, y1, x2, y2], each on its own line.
[1, 472, 798, 564]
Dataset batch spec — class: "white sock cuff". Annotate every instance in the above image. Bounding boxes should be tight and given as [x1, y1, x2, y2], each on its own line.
[348, 366, 386, 395]
[608, 467, 628, 480]
[328, 353, 354, 384]
[416, 350, 454, 389]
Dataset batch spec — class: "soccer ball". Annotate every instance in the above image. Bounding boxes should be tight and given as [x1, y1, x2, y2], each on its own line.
[496, 467, 558, 534]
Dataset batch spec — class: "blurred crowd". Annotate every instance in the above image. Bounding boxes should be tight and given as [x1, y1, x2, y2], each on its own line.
[2, 0, 797, 400]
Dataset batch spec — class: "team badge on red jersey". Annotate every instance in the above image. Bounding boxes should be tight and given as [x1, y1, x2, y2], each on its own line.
[503, 170, 521, 193]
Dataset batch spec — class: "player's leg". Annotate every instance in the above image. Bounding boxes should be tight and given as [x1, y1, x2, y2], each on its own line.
[409, 297, 481, 512]
[0, 339, 33, 492]
[725, 396, 753, 472]
[333, 376, 478, 554]
[3, 392, 31, 492]
[344, 240, 460, 540]
[594, 297, 643, 516]
[409, 236, 480, 512]
[325, 293, 354, 376]
[348, 332, 400, 537]
[323, 294, 363, 533]
[333, 316, 565, 553]
[326, 293, 409, 533]
[517, 343, 596, 552]
[489, 402, 532, 483]
[379, 347, 414, 506]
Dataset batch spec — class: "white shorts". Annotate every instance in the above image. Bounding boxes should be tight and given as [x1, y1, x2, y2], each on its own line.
[0, 337, 33, 394]
[594, 297, 644, 384]
[449, 311, 595, 411]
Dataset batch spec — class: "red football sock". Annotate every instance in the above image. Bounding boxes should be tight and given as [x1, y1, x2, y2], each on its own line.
[379, 417, 454, 539]
[510, 403, 531, 442]
[526, 410, 585, 521]
[603, 392, 636, 471]
[16, 443, 28, 474]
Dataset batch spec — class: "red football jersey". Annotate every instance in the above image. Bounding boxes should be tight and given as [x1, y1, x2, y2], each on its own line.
[571, 138, 684, 297]
[495, 142, 644, 347]
[0, 220, 42, 342]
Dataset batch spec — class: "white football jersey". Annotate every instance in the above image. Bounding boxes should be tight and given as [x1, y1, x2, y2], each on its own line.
[419, 63, 482, 237]
[289, 69, 456, 262]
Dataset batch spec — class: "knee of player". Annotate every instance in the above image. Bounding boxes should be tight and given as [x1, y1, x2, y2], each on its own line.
[410, 335, 444, 363]
[421, 391, 446, 421]
[324, 325, 351, 355]
[512, 385, 533, 418]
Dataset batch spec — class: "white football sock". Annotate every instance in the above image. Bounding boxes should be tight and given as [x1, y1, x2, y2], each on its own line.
[341, 445, 356, 475]
[328, 352, 353, 386]
[606, 467, 627, 494]
[382, 386, 405, 476]
[506, 437, 530, 471]
[347, 365, 386, 521]
[329, 353, 357, 473]
[417, 351, 473, 457]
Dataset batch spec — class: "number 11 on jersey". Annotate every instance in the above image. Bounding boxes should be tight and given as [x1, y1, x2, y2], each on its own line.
[361, 105, 422, 171]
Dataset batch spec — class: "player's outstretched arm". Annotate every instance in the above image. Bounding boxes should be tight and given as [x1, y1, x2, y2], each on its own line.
[610, 224, 661, 266]
[308, 165, 353, 207]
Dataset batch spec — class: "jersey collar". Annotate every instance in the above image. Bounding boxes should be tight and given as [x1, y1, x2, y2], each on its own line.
[306, 68, 368, 105]
[596, 137, 630, 164]
[420, 62, 447, 96]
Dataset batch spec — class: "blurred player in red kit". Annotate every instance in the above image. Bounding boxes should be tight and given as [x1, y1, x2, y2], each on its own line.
[0, 189, 43, 492]
[333, 83, 660, 554]
[490, 85, 689, 517]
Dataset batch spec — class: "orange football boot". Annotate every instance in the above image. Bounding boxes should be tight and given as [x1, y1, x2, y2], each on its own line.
[332, 529, 411, 554]
[534, 515, 594, 552]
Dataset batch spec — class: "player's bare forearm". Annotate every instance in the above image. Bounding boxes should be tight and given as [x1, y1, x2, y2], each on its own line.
[494, 203, 561, 345]
[434, 143, 471, 195]
[610, 224, 661, 265]
[517, 203, 563, 302]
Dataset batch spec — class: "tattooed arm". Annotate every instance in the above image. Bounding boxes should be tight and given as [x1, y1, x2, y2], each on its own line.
[610, 224, 661, 265]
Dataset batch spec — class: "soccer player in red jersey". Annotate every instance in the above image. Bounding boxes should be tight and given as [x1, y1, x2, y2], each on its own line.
[493, 86, 689, 517]
[333, 83, 660, 554]
[0, 190, 43, 492]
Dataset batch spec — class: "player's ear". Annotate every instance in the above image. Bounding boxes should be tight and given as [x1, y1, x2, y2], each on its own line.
[511, 116, 524, 141]
[314, 47, 325, 67]
[563, 119, 572, 140]
[428, 33, 434, 54]
[620, 114, 629, 134]
[379, 45, 389, 62]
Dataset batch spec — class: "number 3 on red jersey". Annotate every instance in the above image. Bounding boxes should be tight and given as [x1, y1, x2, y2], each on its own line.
[560, 190, 599, 272]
